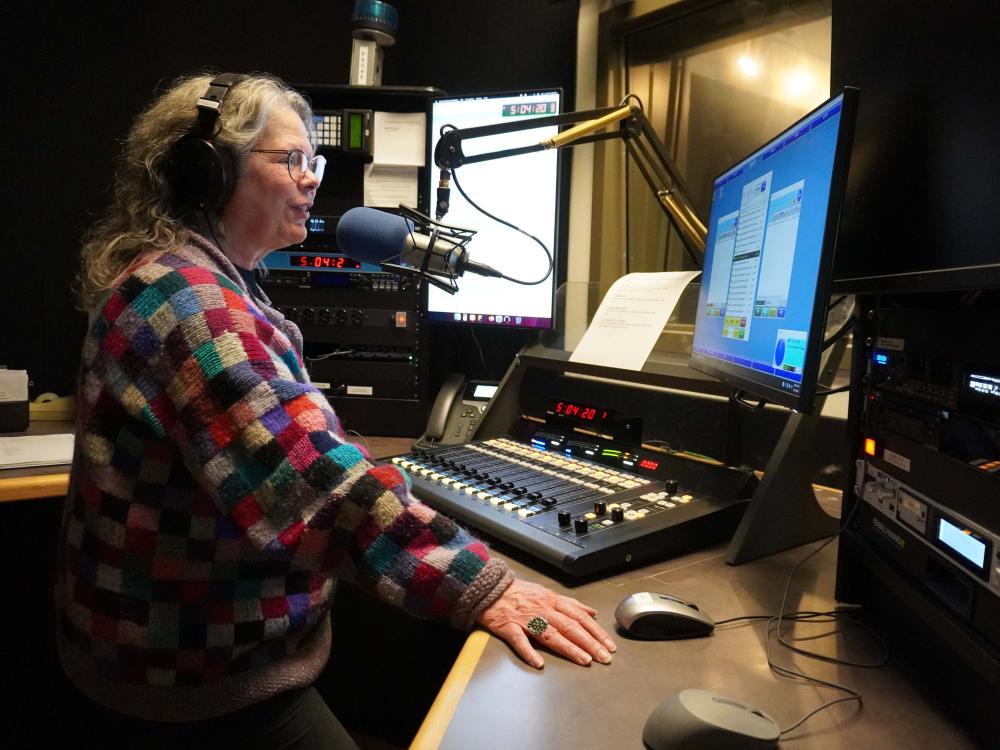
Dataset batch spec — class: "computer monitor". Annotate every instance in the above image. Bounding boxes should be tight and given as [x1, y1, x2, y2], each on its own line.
[690, 89, 859, 413]
[425, 89, 562, 329]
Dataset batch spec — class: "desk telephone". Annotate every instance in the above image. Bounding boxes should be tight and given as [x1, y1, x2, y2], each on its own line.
[413, 374, 498, 450]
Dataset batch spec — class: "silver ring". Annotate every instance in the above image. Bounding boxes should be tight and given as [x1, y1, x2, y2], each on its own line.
[527, 616, 549, 637]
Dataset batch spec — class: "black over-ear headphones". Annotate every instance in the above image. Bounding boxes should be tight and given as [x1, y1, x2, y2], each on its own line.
[167, 73, 248, 213]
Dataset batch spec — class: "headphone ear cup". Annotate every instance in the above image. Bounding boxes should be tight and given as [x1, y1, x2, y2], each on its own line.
[167, 133, 237, 213]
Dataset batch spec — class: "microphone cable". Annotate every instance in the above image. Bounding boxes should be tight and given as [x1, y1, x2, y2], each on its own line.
[449, 168, 553, 286]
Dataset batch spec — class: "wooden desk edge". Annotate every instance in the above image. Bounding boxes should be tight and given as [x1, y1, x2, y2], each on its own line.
[0, 472, 70, 502]
[409, 629, 491, 750]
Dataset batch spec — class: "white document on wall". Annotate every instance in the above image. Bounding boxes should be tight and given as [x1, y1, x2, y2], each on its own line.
[0, 369, 28, 403]
[363, 164, 419, 208]
[363, 111, 426, 207]
[373, 111, 426, 166]
[569, 271, 701, 371]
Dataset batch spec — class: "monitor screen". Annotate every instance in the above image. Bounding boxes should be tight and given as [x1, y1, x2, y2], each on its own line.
[426, 89, 562, 329]
[690, 89, 858, 412]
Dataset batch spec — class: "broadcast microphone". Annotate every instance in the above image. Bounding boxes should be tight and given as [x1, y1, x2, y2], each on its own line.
[335, 207, 502, 280]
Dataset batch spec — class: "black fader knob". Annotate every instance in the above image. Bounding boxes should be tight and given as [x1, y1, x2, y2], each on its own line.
[558, 510, 572, 527]
[664, 479, 679, 494]
[594, 501, 607, 516]
[574, 518, 590, 534]
[611, 507, 625, 523]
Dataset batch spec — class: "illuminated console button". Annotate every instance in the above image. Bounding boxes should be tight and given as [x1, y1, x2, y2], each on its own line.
[391, 457, 403, 464]
[477, 491, 491, 500]
[490, 497, 504, 506]
[430, 473, 443, 481]
[518, 508, 536, 518]
[620, 503, 632, 509]
[624, 510, 639, 520]
[420, 468, 433, 476]
[681, 494, 694, 501]
[464, 487, 477, 495]
[677, 496, 691, 504]
[602, 520, 614, 527]
[585, 512, 597, 520]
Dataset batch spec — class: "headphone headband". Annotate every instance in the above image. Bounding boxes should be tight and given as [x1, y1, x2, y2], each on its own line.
[192, 73, 247, 136]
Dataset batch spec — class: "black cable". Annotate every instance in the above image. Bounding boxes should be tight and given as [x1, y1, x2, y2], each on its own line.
[468, 325, 495, 382]
[449, 169, 553, 286]
[770, 499, 886, 737]
[822, 312, 856, 351]
[708, 497, 887, 738]
[815, 384, 852, 396]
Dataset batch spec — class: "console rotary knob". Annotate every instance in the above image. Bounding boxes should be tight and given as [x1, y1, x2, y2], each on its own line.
[558, 510, 572, 527]
[664, 479, 679, 494]
[611, 507, 625, 523]
[574, 518, 590, 534]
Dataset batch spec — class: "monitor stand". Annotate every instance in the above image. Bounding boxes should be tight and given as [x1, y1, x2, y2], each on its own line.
[725, 334, 848, 565]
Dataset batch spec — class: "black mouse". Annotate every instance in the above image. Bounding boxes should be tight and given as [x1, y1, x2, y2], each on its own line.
[614, 592, 715, 639]
[643, 688, 780, 749]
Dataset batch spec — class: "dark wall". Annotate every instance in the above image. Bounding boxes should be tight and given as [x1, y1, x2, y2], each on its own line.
[831, 0, 1000, 291]
[3, 0, 578, 397]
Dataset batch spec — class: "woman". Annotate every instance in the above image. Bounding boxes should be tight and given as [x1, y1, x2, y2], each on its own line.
[56, 72, 615, 748]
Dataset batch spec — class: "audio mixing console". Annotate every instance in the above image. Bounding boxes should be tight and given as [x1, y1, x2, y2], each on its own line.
[392, 436, 756, 576]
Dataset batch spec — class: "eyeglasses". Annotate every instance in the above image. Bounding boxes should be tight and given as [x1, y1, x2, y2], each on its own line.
[251, 148, 326, 183]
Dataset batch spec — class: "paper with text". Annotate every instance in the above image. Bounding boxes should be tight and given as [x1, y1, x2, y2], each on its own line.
[0, 433, 74, 469]
[570, 271, 701, 371]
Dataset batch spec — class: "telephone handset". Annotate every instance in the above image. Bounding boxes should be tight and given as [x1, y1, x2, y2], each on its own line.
[413, 374, 498, 449]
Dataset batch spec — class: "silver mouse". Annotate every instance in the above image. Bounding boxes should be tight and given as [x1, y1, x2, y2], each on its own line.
[643, 688, 781, 750]
[615, 592, 715, 639]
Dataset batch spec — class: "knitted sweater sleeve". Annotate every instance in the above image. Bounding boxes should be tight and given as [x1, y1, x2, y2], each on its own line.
[86, 260, 510, 629]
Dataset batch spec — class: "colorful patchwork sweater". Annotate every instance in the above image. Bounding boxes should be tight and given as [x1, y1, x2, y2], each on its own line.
[55, 233, 512, 721]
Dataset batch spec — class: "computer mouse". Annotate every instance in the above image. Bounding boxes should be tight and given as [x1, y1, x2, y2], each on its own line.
[643, 689, 781, 750]
[614, 592, 715, 639]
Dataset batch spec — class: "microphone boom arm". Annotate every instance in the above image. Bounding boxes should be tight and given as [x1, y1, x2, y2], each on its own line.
[434, 100, 707, 265]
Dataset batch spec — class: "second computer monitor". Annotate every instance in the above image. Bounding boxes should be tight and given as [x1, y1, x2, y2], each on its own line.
[690, 89, 859, 413]
[426, 89, 562, 329]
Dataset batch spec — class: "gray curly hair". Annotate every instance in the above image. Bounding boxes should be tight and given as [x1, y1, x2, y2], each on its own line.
[77, 72, 313, 311]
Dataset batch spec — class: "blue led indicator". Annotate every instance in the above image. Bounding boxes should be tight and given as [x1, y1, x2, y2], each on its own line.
[874, 352, 888, 365]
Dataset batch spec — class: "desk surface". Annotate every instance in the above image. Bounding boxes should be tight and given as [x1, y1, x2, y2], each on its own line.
[414, 492, 980, 750]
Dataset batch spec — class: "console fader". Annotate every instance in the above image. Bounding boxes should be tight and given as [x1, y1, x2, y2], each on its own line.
[393, 435, 756, 576]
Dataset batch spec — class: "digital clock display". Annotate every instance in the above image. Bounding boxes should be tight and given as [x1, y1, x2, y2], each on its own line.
[502, 101, 558, 117]
[294, 255, 362, 270]
[549, 399, 615, 426]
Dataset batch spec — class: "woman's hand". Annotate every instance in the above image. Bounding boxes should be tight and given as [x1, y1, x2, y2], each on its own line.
[477, 578, 617, 669]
